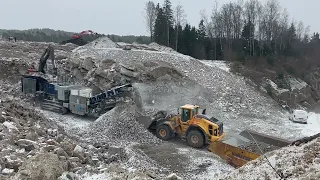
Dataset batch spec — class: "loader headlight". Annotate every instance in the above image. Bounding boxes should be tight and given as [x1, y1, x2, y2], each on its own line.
[214, 129, 217, 136]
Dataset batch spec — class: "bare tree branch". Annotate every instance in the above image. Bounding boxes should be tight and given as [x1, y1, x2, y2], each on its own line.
[174, 3, 186, 50]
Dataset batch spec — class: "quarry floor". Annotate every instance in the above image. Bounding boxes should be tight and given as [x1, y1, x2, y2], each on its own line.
[38, 106, 320, 179]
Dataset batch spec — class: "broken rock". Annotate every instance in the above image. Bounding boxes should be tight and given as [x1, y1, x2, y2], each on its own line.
[60, 140, 75, 156]
[55, 134, 64, 143]
[16, 139, 38, 151]
[167, 173, 183, 180]
[4, 155, 23, 171]
[58, 172, 80, 180]
[0, 115, 5, 123]
[80, 57, 95, 70]
[47, 128, 58, 137]
[3, 121, 18, 132]
[54, 147, 68, 157]
[14, 152, 67, 180]
[2, 168, 14, 175]
[0, 132, 4, 140]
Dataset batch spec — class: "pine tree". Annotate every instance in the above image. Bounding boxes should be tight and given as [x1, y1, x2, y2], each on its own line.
[153, 4, 167, 45]
[163, 0, 174, 47]
[196, 20, 207, 59]
[197, 20, 206, 40]
[241, 20, 255, 55]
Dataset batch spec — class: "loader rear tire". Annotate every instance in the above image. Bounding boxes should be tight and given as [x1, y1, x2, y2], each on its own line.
[186, 130, 204, 148]
[156, 124, 173, 141]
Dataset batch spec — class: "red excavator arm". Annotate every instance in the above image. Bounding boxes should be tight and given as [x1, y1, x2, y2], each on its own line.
[72, 30, 97, 39]
[60, 30, 100, 46]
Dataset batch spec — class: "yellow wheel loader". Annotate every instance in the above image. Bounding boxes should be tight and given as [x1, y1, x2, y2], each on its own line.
[146, 104, 226, 148]
[138, 104, 304, 168]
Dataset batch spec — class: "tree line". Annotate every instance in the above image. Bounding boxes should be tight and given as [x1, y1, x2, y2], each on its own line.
[0, 28, 151, 44]
[144, 0, 320, 63]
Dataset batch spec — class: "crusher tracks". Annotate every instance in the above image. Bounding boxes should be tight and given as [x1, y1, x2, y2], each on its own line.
[40, 99, 68, 114]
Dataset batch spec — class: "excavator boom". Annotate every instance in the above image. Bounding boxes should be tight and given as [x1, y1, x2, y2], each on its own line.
[37, 45, 57, 76]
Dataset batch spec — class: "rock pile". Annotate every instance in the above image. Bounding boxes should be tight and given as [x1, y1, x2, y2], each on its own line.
[72, 37, 120, 53]
[0, 99, 107, 179]
[80, 103, 162, 146]
[148, 42, 180, 55]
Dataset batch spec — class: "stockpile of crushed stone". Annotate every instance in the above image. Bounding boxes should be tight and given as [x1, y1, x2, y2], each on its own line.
[73, 37, 119, 53]
[148, 42, 179, 54]
[219, 137, 320, 180]
[81, 103, 162, 146]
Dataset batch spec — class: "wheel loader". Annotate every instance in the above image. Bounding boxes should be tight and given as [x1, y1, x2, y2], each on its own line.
[138, 104, 301, 168]
[147, 104, 226, 148]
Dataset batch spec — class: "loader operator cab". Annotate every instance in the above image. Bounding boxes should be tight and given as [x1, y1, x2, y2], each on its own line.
[152, 104, 225, 149]
[179, 104, 199, 122]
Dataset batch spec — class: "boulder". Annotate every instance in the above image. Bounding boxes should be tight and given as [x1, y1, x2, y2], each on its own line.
[14, 152, 67, 180]
[0, 115, 5, 123]
[69, 58, 81, 67]
[80, 57, 95, 70]
[262, 77, 315, 108]
[60, 140, 75, 156]
[120, 67, 139, 78]
[47, 129, 58, 137]
[16, 139, 38, 151]
[3, 121, 18, 132]
[100, 59, 116, 68]
[3, 155, 23, 172]
[166, 173, 183, 180]
[58, 172, 79, 180]
[1, 168, 14, 175]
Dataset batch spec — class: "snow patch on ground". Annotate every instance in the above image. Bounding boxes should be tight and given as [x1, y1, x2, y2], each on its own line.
[80, 173, 110, 180]
[288, 77, 308, 90]
[288, 112, 320, 137]
[200, 60, 230, 72]
[38, 109, 91, 133]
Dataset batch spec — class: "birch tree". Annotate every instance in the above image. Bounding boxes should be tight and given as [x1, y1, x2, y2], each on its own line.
[174, 4, 186, 50]
[144, 1, 157, 42]
[296, 21, 304, 41]
[244, 0, 259, 55]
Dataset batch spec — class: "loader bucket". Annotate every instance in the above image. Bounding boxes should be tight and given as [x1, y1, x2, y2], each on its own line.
[136, 111, 168, 130]
[136, 115, 153, 129]
[208, 140, 260, 168]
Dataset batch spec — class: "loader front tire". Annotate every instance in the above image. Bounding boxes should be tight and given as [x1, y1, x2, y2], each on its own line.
[186, 130, 204, 148]
[156, 124, 173, 141]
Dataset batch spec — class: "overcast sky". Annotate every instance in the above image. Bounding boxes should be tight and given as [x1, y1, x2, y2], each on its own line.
[0, 0, 318, 36]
